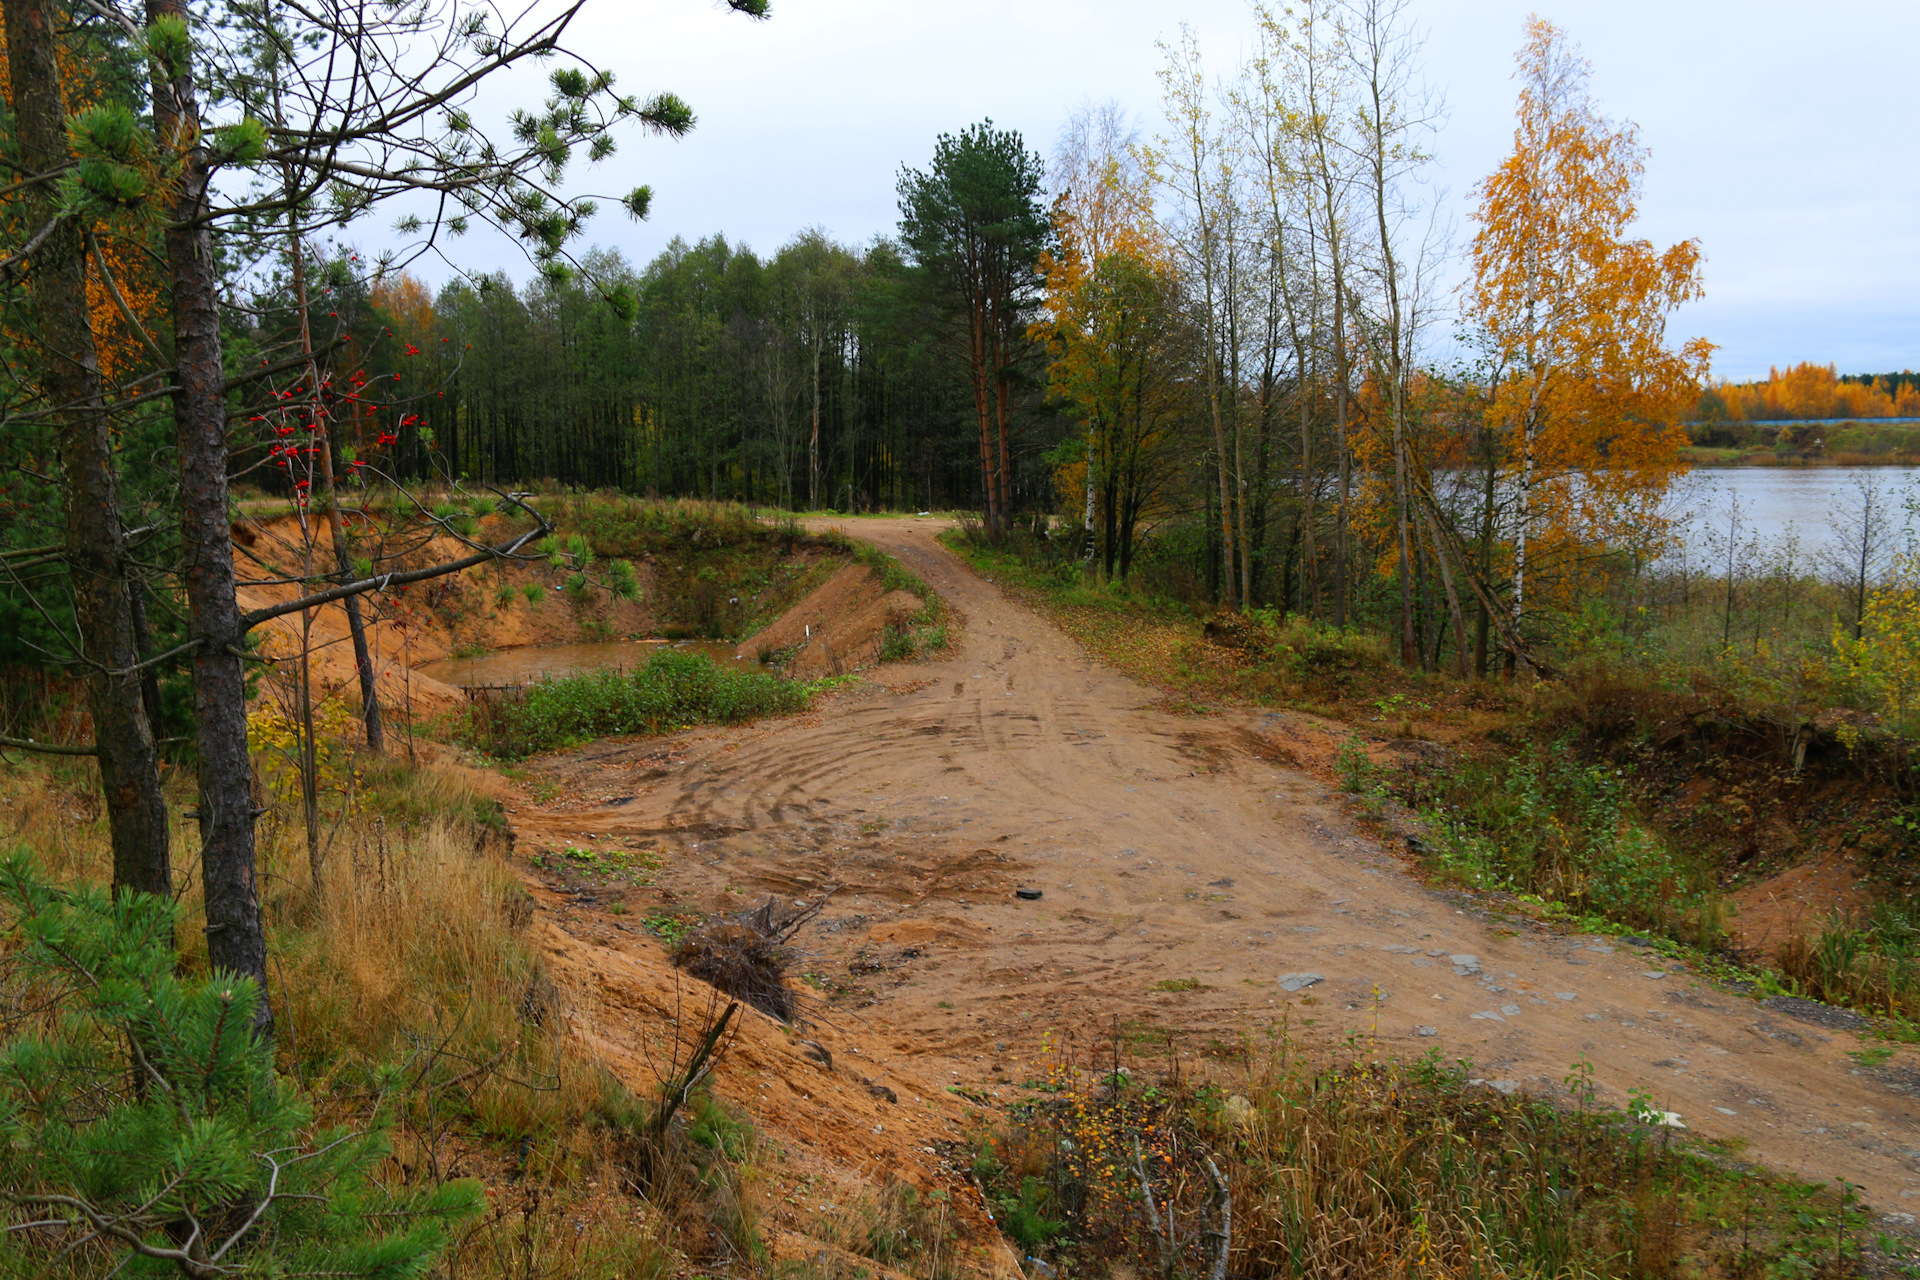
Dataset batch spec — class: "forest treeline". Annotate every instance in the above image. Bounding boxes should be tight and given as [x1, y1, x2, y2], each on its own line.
[303, 8, 1711, 685]
[1697, 362, 1920, 423]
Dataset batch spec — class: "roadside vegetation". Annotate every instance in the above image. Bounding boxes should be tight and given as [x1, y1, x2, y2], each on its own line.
[979, 1026, 1895, 1280]
[464, 648, 815, 759]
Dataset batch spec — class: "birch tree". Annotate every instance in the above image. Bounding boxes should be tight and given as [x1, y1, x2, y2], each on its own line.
[1468, 17, 1707, 666]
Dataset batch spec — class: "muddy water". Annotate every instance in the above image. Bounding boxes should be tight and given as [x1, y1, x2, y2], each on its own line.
[416, 639, 747, 687]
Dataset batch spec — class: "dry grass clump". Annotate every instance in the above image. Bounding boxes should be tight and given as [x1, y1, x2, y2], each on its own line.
[810, 1177, 960, 1280]
[673, 921, 796, 1022]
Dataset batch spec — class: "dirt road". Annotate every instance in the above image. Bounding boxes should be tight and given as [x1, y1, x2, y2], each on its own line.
[516, 516, 1920, 1218]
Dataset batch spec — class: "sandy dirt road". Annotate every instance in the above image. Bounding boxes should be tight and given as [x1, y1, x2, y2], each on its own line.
[514, 516, 1920, 1218]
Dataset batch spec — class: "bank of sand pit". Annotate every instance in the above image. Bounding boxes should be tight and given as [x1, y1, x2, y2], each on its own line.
[493, 515, 1920, 1234]
[229, 506, 863, 724]
[734, 562, 926, 676]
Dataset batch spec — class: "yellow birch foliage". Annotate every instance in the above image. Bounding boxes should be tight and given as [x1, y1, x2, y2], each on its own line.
[1035, 141, 1176, 513]
[1470, 17, 1711, 609]
[1834, 555, 1920, 727]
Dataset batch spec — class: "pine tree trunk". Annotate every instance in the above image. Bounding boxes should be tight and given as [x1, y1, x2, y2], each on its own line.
[149, 0, 272, 1031]
[5, 0, 171, 898]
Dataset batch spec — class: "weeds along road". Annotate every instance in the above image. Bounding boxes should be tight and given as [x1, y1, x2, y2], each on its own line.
[517, 516, 1920, 1217]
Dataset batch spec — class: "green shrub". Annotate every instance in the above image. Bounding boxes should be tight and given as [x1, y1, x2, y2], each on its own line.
[477, 650, 810, 757]
[1418, 749, 1723, 946]
[0, 854, 481, 1276]
[1782, 904, 1920, 1017]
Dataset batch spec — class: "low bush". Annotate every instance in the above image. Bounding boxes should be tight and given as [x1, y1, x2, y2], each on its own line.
[473, 650, 811, 757]
[1406, 746, 1727, 947]
[0, 855, 483, 1276]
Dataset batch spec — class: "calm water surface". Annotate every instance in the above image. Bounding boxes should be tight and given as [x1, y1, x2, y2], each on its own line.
[1672, 467, 1920, 563]
[415, 639, 745, 687]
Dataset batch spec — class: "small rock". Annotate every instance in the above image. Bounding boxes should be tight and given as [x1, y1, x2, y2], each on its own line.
[864, 1080, 899, 1104]
[1221, 1094, 1257, 1128]
[1278, 971, 1323, 993]
[1586, 944, 1614, 954]
[1015, 887, 1043, 901]
[1555, 992, 1577, 1001]
[797, 1040, 832, 1069]
[1381, 944, 1420, 954]
[1643, 970, 1667, 979]
[1470, 1010, 1505, 1022]
[1415, 1025, 1438, 1037]
[1500, 1003, 1522, 1017]
[1715, 1107, 1737, 1115]
[1883, 1212, 1919, 1228]
[1451, 954, 1481, 976]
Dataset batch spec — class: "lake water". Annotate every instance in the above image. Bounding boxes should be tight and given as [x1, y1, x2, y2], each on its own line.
[1669, 467, 1920, 567]
[416, 639, 746, 688]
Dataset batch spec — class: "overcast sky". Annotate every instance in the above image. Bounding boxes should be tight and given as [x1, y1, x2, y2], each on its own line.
[422, 0, 1920, 383]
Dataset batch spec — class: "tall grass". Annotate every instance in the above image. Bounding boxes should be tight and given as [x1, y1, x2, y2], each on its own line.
[0, 747, 776, 1278]
[1781, 904, 1920, 1018]
[468, 649, 811, 758]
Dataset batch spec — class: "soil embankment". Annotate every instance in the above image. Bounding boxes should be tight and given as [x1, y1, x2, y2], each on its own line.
[502, 517, 1920, 1227]
[228, 508, 856, 721]
[734, 562, 924, 676]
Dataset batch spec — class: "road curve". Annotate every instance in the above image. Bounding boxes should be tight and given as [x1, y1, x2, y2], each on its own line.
[516, 516, 1920, 1218]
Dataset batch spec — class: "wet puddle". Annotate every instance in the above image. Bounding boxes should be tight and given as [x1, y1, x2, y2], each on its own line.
[416, 639, 746, 688]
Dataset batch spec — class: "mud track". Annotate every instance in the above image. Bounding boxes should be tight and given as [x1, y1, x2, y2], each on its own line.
[513, 517, 1920, 1218]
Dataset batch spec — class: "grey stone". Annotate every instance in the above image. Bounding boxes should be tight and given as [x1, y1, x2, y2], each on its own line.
[1555, 992, 1577, 1001]
[1470, 1010, 1505, 1022]
[1409, 957, 1435, 968]
[1415, 1025, 1438, 1037]
[1500, 1003, 1522, 1017]
[1643, 970, 1667, 979]
[1278, 971, 1324, 993]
